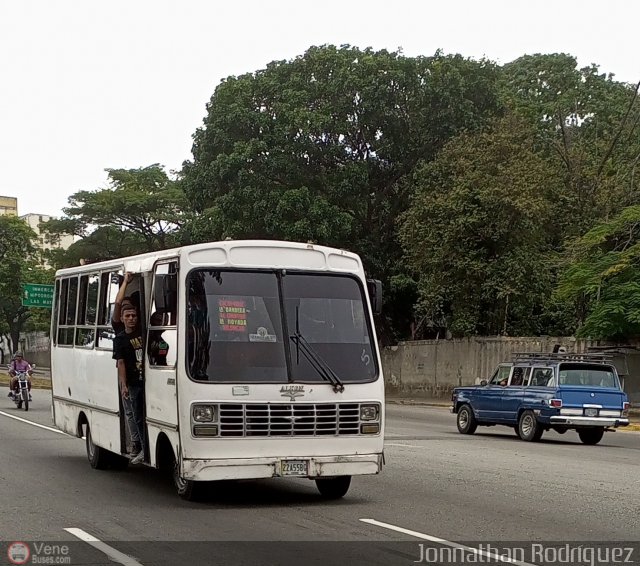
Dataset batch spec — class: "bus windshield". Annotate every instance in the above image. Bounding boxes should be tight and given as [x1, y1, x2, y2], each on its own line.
[186, 270, 377, 384]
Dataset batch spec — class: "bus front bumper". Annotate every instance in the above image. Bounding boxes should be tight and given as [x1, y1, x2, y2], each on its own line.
[182, 453, 383, 481]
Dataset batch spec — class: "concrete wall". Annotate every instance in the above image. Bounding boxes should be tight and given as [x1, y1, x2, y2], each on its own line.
[382, 337, 640, 405]
[19, 331, 51, 369]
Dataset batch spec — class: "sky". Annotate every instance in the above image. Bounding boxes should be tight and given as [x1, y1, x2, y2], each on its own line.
[1, 0, 638, 218]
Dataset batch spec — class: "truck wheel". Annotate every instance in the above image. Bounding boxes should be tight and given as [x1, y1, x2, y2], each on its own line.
[518, 410, 543, 442]
[315, 476, 351, 499]
[578, 428, 604, 445]
[456, 404, 477, 434]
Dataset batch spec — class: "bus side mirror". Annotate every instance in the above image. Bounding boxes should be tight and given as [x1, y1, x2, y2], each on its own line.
[367, 279, 383, 315]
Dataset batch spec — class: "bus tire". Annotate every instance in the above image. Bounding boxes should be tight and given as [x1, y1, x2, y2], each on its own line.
[172, 453, 201, 501]
[85, 423, 111, 470]
[315, 476, 351, 499]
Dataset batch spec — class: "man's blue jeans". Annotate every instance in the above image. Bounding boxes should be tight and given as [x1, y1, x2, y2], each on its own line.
[123, 382, 145, 452]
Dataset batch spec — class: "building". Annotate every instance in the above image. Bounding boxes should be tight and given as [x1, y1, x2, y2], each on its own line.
[0, 196, 18, 216]
[20, 213, 76, 255]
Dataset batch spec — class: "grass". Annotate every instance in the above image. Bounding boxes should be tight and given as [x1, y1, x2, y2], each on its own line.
[0, 373, 51, 389]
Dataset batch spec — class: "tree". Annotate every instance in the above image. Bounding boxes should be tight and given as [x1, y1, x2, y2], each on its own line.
[503, 54, 640, 237]
[42, 165, 189, 267]
[44, 226, 149, 270]
[400, 115, 562, 336]
[556, 206, 640, 339]
[0, 216, 48, 353]
[181, 45, 503, 340]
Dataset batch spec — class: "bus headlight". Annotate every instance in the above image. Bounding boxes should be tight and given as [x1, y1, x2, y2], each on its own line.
[192, 404, 217, 423]
[360, 404, 380, 421]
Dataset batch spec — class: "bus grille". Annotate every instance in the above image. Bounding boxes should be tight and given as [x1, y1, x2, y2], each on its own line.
[218, 403, 365, 437]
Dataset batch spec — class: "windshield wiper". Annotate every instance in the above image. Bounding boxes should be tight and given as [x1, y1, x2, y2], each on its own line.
[290, 307, 344, 393]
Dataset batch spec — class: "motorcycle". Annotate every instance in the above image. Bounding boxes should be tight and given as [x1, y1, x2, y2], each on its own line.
[9, 368, 33, 411]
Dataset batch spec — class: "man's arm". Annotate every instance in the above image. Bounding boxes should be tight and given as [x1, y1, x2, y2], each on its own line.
[117, 359, 128, 398]
[112, 272, 133, 324]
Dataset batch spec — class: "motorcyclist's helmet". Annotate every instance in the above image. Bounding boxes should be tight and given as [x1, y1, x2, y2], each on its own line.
[13, 352, 23, 359]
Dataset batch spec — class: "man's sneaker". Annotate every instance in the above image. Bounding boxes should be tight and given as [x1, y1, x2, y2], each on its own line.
[130, 451, 144, 465]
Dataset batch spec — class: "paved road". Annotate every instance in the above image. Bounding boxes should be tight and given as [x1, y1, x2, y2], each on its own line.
[0, 392, 638, 565]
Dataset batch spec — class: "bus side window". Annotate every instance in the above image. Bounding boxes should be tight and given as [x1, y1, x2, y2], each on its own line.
[148, 261, 178, 367]
[97, 270, 123, 348]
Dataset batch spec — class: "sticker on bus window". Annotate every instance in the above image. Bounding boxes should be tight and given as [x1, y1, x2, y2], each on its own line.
[218, 299, 248, 332]
[249, 327, 277, 343]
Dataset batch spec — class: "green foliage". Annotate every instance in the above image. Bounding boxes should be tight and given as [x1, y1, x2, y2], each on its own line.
[0, 216, 52, 348]
[44, 226, 148, 270]
[181, 44, 502, 340]
[557, 206, 640, 339]
[40, 46, 639, 342]
[42, 165, 189, 267]
[503, 54, 640, 235]
[401, 115, 562, 336]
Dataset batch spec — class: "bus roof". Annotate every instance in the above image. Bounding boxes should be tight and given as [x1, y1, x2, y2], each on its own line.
[54, 239, 364, 277]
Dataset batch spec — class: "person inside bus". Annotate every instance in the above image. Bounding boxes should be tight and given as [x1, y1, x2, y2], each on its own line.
[148, 311, 169, 366]
[7, 352, 33, 400]
[113, 304, 145, 465]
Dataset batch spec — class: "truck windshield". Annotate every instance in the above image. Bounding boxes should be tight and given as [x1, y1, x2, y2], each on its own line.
[557, 364, 619, 388]
[186, 270, 377, 384]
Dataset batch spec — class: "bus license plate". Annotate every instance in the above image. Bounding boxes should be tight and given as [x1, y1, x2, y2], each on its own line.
[281, 460, 308, 476]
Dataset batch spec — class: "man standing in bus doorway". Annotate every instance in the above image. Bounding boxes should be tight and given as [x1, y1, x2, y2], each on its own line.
[113, 304, 145, 465]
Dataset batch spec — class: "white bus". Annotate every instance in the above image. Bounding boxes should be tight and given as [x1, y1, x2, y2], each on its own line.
[50, 240, 384, 500]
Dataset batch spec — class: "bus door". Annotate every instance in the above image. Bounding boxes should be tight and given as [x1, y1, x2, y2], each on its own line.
[144, 261, 179, 435]
[111, 272, 147, 455]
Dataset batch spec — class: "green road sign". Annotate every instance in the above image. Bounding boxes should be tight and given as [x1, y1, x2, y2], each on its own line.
[22, 283, 54, 308]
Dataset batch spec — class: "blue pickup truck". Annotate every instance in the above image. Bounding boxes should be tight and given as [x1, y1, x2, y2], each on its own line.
[451, 352, 630, 444]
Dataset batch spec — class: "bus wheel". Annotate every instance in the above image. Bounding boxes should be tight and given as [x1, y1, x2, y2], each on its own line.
[315, 476, 351, 499]
[172, 455, 201, 501]
[85, 423, 110, 470]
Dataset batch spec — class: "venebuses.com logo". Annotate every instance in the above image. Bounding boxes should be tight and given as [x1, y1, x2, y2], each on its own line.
[6, 541, 71, 564]
[7, 542, 30, 565]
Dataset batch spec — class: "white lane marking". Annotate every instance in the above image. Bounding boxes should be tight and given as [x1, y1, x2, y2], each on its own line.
[360, 518, 538, 566]
[385, 443, 420, 448]
[0, 409, 67, 435]
[65, 528, 144, 566]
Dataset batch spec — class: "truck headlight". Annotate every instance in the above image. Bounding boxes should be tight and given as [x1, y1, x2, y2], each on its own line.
[192, 404, 217, 422]
[360, 404, 380, 421]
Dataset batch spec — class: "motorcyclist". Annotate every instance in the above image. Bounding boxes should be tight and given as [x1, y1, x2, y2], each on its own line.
[8, 352, 33, 400]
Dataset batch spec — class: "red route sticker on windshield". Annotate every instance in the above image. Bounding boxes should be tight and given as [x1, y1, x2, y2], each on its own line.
[218, 299, 248, 332]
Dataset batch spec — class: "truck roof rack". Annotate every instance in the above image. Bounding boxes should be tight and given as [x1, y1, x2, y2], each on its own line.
[511, 352, 614, 364]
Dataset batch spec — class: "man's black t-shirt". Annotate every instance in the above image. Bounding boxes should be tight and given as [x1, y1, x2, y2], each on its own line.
[113, 330, 144, 385]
